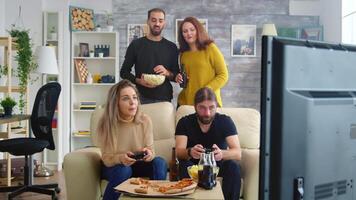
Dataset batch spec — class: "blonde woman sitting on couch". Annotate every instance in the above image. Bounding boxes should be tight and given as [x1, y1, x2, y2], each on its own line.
[97, 79, 167, 200]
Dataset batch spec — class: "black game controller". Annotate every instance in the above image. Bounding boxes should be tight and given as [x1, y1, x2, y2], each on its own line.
[204, 147, 216, 153]
[129, 151, 147, 160]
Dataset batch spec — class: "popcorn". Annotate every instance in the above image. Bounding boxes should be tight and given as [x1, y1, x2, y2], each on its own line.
[143, 74, 165, 86]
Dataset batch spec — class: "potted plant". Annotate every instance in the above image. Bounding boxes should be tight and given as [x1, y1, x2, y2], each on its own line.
[96, 25, 101, 32]
[8, 28, 37, 114]
[1, 96, 17, 116]
[49, 26, 57, 40]
[89, 50, 94, 58]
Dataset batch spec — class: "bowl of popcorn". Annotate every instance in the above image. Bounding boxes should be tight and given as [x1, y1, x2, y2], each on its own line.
[142, 74, 165, 86]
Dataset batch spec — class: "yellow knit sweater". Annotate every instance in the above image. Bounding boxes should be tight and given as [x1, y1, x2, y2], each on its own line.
[178, 43, 228, 106]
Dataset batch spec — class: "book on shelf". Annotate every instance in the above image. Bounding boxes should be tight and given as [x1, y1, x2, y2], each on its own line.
[79, 101, 96, 110]
[79, 106, 96, 110]
[74, 130, 91, 136]
[80, 101, 96, 105]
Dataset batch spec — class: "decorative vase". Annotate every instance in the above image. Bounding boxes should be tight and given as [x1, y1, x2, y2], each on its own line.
[50, 33, 57, 40]
[106, 25, 114, 32]
[4, 107, 12, 116]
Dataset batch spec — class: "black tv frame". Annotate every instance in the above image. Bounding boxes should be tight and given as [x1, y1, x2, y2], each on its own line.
[259, 36, 356, 200]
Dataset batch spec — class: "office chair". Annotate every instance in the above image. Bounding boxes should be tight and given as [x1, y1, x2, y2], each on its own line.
[0, 82, 61, 200]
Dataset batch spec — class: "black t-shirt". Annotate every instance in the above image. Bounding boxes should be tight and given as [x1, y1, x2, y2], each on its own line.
[175, 113, 238, 151]
[120, 37, 179, 101]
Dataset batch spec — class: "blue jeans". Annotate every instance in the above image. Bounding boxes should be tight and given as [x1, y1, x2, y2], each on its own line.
[179, 159, 241, 200]
[101, 157, 167, 200]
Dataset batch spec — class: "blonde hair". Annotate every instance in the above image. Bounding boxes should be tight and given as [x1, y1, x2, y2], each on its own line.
[97, 79, 142, 150]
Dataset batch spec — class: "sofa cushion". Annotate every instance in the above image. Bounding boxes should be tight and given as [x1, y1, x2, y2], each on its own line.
[176, 105, 260, 149]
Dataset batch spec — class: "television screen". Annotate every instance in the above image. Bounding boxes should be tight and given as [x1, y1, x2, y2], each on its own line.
[259, 36, 356, 200]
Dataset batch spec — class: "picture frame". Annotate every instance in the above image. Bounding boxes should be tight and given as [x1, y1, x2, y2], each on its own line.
[277, 27, 301, 38]
[69, 6, 95, 31]
[231, 25, 256, 57]
[300, 26, 323, 41]
[79, 43, 89, 57]
[127, 24, 148, 46]
[175, 18, 208, 44]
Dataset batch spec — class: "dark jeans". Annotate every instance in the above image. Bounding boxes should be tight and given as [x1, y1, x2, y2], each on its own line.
[179, 159, 241, 200]
[101, 157, 167, 200]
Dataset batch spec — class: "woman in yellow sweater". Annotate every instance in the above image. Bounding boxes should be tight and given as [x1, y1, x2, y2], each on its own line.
[97, 79, 167, 200]
[175, 16, 228, 107]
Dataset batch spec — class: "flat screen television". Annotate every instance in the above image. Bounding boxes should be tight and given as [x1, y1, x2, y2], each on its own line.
[259, 36, 356, 200]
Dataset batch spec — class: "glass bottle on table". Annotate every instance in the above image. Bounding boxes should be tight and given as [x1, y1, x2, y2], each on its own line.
[208, 152, 217, 186]
[169, 147, 179, 181]
[198, 153, 214, 189]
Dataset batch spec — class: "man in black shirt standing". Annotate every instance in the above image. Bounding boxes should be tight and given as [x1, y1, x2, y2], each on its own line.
[175, 87, 242, 200]
[120, 8, 179, 103]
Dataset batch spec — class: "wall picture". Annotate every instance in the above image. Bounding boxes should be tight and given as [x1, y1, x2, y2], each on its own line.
[231, 25, 256, 57]
[70, 6, 95, 31]
[300, 27, 323, 41]
[127, 24, 148, 46]
[175, 18, 208, 44]
[277, 27, 300, 38]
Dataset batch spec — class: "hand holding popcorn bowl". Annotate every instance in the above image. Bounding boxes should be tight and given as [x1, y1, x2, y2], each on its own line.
[142, 74, 165, 86]
[187, 165, 219, 183]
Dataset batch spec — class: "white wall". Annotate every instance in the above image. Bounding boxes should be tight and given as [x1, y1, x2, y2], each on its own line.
[290, 0, 342, 43]
[69, 0, 112, 13]
[0, 0, 4, 35]
[342, 0, 356, 44]
[319, 0, 342, 43]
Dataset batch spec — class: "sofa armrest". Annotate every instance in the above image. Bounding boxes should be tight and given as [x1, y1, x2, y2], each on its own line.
[63, 147, 102, 200]
[241, 148, 259, 200]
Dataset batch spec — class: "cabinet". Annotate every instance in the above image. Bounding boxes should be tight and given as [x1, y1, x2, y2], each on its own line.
[70, 31, 119, 150]
[42, 11, 63, 170]
[0, 36, 29, 186]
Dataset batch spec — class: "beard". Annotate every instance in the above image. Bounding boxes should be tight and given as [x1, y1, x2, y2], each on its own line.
[197, 114, 214, 125]
[150, 25, 162, 36]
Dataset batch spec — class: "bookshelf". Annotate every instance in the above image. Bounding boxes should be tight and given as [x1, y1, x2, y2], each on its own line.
[70, 31, 119, 150]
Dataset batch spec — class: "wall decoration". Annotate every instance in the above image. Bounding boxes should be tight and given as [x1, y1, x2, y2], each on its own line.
[277, 26, 323, 41]
[277, 27, 300, 38]
[79, 42, 89, 57]
[127, 24, 148, 46]
[70, 6, 95, 31]
[231, 25, 256, 57]
[300, 27, 323, 41]
[175, 18, 208, 44]
[74, 59, 89, 83]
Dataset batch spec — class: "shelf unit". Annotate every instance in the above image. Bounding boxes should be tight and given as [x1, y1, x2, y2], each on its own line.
[70, 31, 119, 151]
[42, 11, 63, 170]
[0, 36, 29, 186]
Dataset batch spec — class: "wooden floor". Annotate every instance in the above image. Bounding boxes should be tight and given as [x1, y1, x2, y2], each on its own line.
[0, 170, 66, 200]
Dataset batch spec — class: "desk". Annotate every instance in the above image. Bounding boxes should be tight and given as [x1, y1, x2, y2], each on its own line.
[121, 182, 224, 200]
[0, 114, 31, 186]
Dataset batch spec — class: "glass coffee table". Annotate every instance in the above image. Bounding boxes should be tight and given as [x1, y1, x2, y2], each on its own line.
[120, 182, 224, 200]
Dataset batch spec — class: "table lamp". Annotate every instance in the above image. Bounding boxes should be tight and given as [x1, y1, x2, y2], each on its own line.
[262, 23, 278, 36]
[34, 46, 58, 177]
[35, 46, 58, 75]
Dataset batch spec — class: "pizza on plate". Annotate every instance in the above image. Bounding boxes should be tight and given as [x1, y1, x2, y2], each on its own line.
[157, 178, 195, 194]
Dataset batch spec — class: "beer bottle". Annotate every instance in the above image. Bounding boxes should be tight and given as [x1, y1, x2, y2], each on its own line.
[169, 147, 179, 181]
[179, 64, 187, 88]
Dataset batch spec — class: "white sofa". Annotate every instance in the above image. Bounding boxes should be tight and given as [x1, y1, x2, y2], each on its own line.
[63, 102, 260, 200]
